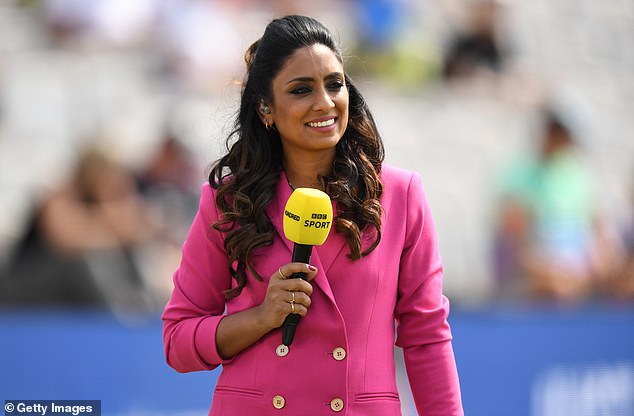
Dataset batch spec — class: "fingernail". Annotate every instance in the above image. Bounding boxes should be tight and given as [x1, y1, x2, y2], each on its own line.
[307, 265, 317, 271]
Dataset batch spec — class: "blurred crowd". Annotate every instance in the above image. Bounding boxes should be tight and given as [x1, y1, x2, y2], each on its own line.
[492, 110, 634, 303]
[0, 0, 632, 312]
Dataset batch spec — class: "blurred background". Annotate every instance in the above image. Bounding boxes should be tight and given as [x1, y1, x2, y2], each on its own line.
[0, 0, 632, 415]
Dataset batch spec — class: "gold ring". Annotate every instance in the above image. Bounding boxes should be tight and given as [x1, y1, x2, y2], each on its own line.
[290, 302, 295, 314]
[278, 267, 286, 279]
[291, 291, 295, 303]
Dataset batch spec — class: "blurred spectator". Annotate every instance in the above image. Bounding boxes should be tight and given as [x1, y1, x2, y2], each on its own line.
[0, 146, 158, 311]
[135, 133, 199, 242]
[619, 182, 634, 298]
[132, 133, 201, 304]
[605, 178, 634, 300]
[41, 0, 89, 44]
[42, 0, 156, 48]
[154, 0, 241, 91]
[354, 0, 404, 52]
[348, 0, 438, 87]
[442, 0, 506, 83]
[492, 110, 615, 302]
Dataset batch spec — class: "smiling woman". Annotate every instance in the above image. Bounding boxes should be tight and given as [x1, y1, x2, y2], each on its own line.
[262, 43, 349, 164]
[162, 15, 463, 415]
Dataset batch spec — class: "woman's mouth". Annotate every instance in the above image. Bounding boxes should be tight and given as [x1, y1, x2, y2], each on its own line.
[307, 118, 336, 128]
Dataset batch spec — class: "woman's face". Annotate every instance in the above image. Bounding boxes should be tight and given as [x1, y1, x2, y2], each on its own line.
[266, 43, 349, 159]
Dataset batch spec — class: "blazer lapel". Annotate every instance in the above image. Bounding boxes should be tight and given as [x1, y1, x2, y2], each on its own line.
[266, 172, 295, 256]
[265, 172, 344, 305]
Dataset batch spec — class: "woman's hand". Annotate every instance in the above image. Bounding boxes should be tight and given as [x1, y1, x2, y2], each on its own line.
[215, 262, 318, 359]
[257, 263, 318, 330]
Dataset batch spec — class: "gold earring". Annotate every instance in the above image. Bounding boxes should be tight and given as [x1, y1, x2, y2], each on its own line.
[265, 120, 273, 130]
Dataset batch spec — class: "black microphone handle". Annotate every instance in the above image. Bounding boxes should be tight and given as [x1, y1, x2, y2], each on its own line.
[281, 243, 312, 346]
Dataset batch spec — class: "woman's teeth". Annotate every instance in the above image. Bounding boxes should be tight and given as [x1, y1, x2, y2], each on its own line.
[307, 119, 335, 128]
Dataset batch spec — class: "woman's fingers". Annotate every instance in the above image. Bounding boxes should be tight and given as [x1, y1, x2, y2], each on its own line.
[261, 263, 318, 326]
[276, 262, 318, 282]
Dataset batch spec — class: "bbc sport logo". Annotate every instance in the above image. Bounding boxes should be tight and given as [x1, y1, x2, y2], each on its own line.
[4, 400, 101, 416]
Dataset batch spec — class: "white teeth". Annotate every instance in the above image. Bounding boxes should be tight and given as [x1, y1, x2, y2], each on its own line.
[308, 118, 335, 128]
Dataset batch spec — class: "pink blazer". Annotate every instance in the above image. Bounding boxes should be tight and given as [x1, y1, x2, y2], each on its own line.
[162, 164, 463, 415]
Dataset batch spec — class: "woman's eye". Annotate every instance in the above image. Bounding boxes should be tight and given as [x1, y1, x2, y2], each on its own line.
[329, 81, 344, 91]
[290, 87, 310, 95]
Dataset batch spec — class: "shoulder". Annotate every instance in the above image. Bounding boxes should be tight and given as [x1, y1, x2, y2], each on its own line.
[380, 163, 419, 182]
[197, 181, 221, 222]
[200, 181, 216, 204]
[380, 163, 424, 196]
[378, 164, 431, 226]
[201, 181, 215, 194]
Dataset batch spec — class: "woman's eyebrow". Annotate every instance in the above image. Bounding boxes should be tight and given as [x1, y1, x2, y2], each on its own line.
[286, 72, 344, 84]
[286, 76, 313, 84]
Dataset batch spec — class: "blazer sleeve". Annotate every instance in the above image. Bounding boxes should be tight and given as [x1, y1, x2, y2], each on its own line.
[394, 173, 464, 415]
[161, 183, 232, 373]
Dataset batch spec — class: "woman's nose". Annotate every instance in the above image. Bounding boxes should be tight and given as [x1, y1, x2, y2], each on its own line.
[312, 87, 335, 111]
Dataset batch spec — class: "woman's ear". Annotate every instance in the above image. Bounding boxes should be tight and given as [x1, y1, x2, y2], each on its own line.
[259, 101, 272, 115]
[257, 100, 274, 129]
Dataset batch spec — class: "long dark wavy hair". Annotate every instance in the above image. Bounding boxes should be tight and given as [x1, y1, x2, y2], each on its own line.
[208, 15, 384, 299]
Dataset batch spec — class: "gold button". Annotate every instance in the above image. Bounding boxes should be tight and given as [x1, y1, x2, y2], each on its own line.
[276, 344, 289, 357]
[330, 397, 344, 412]
[273, 395, 286, 409]
[332, 347, 346, 361]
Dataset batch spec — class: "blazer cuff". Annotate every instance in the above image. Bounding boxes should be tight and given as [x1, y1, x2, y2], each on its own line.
[194, 314, 234, 368]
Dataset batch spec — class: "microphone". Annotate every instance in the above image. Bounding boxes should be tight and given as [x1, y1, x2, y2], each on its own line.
[281, 187, 333, 346]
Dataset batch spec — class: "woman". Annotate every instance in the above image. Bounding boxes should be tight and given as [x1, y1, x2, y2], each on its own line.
[162, 15, 463, 415]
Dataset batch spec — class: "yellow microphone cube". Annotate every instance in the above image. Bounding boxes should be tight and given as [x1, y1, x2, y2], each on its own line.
[283, 188, 333, 245]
